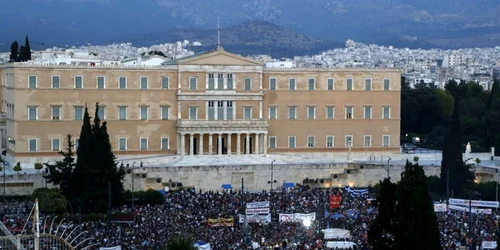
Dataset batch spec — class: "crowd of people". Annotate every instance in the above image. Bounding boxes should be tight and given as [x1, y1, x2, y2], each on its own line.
[1, 185, 499, 249]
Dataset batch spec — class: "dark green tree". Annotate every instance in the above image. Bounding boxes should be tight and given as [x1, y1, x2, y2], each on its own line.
[485, 81, 500, 153]
[368, 178, 398, 250]
[24, 35, 31, 61]
[165, 236, 196, 250]
[393, 161, 442, 250]
[43, 134, 76, 198]
[9, 41, 19, 62]
[19, 45, 26, 62]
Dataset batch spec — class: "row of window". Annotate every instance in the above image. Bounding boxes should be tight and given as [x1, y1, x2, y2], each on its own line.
[26, 135, 391, 152]
[27, 105, 170, 121]
[270, 135, 391, 149]
[24, 104, 391, 121]
[25, 75, 392, 91]
[26, 137, 170, 152]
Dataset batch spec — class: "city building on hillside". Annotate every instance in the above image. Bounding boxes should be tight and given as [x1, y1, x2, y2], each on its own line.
[0, 47, 401, 165]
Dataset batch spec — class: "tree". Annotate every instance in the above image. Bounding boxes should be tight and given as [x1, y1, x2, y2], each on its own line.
[9, 41, 19, 62]
[368, 178, 398, 250]
[44, 134, 76, 198]
[24, 35, 31, 61]
[32, 188, 68, 214]
[13, 162, 22, 174]
[34, 162, 43, 172]
[165, 236, 196, 250]
[393, 161, 442, 250]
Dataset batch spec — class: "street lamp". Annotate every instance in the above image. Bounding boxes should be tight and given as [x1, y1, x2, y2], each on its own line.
[268, 160, 276, 191]
[386, 157, 392, 179]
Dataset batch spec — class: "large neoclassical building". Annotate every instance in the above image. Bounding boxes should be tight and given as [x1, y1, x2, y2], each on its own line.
[0, 48, 401, 164]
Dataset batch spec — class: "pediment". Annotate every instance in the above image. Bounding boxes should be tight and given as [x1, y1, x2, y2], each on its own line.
[176, 48, 263, 66]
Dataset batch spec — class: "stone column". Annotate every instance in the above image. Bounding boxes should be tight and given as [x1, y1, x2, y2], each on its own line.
[177, 133, 181, 154]
[263, 134, 268, 155]
[255, 134, 259, 154]
[245, 133, 250, 154]
[237, 133, 241, 155]
[189, 134, 194, 155]
[227, 133, 232, 155]
[180, 133, 186, 156]
[218, 133, 223, 155]
[199, 133, 204, 155]
[208, 133, 213, 155]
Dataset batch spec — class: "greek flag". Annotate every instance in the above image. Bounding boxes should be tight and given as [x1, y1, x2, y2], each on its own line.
[345, 186, 368, 196]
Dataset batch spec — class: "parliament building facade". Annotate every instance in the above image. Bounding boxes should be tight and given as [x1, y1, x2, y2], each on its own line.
[0, 48, 401, 164]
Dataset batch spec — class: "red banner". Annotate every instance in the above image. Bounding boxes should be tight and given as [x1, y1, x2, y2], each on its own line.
[330, 195, 341, 209]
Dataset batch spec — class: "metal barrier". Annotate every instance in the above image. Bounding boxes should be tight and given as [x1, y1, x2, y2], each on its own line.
[0, 233, 77, 250]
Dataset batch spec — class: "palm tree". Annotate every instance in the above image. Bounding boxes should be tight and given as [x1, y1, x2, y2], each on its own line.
[165, 236, 196, 250]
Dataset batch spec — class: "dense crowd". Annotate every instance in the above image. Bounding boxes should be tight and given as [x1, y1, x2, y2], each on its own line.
[1, 186, 499, 249]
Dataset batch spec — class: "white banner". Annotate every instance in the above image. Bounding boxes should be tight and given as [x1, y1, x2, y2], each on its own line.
[247, 201, 269, 209]
[324, 228, 351, 239]
[482, 241, 497, 249]
[448, 198, 499, 208]
[434, 203, 447, 212]
[448, 205, 492, 214]
[279, 213, 316, 223]
[100, 247, 122, 250]
[246, 208, 270, 214]
[239, 214, 272, 223]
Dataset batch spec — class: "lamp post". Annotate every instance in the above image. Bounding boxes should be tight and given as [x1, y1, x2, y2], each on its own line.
[386, 157, 391, 179]
[269, 160, 276, 191]
[2, 159, 5, 217]
[496, 169, 499, 211]
[347, 139, 353, 163]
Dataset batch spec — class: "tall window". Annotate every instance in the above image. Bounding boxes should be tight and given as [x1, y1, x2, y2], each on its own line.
[217, 73, 224, 90]
[345, 135, 353, 147]
[307, 136, 315, 148]
[383, 135, 390, 147]
[118, 106, 127, 120]
[227, 74, 233, 90]
[51, 138, 60, 151]
[217, 101, 224, 120]
[326, 106, 334, 120]
[365, 79, 372, 90]
[140, 77, 148, 89]
[51, 75, 60, 88]
[244, 78, 252, 90]
[75, 76, 83, 89]
[269, 136, 277, 148]
[308, 78, 315, 90]
[189, 107, 198, 120]
[288, 106, 296, 119]
[208, 73, 215, 90]
[346, 78, 353, 90]
[208, 101, 215, 120]
[28, 75, 37, 89]
[190, 77, 197, 90]
[269, 106, 277, 119]
[226, 101, 233, 120]
[384, 79, 390, 91]
[289, 79, 296, 90]
[28, 139, 38, 152]
[383, 106, 391, 119]
[327, 78, 335, 90]
[345, 106, 353, 119]
[51, 106, 61, 120]
[161, 77, 169, 89]
[28, 106, 38, 120]
[326, 136, 334, 148]
[161, 137, 169, 150]
[269, 78, 277, 90]
[161, 106, 169, 120]
[140, 137, 148, 150]
[119, 76, 127, 89]
[307, 106, 315, 120]
[244, 107, 252, 120]
[288, 136, 296, 148]
[97, 76, 105, 89]
[118, 138, 127, 151]
[364, 106, 372, 119]
[364, 135, 372, 147]
[97, 106, 105, 120]
[74, 106, 83, 120]
[140, 106, 149, 120]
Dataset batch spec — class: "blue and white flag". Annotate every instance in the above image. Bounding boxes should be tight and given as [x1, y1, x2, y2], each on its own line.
[345, 186, 368, 196]
[194, 240, 211, 250]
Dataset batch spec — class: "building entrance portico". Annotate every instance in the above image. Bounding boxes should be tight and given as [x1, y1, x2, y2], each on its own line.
[176, 120, 269, 156]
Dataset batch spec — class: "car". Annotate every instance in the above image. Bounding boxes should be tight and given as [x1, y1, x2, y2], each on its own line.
[402, 143, 417, 152]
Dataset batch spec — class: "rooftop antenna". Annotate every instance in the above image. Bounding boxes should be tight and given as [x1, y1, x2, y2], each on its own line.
[217, 16, 221, 49]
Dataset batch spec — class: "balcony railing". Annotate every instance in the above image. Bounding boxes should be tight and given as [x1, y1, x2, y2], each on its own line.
[177, 119, 269, 130]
